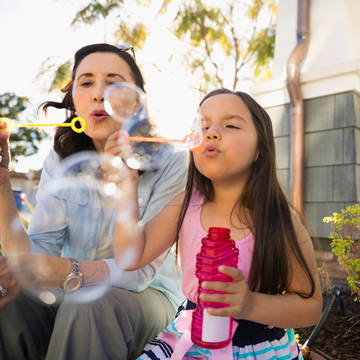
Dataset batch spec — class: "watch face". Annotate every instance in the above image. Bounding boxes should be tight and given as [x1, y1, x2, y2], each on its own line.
[63, 276, 81, 292]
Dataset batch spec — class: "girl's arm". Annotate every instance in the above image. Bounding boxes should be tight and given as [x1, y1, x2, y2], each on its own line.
[114, 191, 184, 270]
[201, 212, 323, 329]
[244, 224, 323, 328]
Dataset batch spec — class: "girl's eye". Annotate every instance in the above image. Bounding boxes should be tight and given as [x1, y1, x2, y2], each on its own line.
[226, 124, 240, 129]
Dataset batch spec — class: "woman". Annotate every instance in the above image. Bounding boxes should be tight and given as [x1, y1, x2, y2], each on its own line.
[0, 43, 187, 360]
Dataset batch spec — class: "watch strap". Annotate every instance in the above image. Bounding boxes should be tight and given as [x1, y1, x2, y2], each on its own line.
[70, 258, 81, 275]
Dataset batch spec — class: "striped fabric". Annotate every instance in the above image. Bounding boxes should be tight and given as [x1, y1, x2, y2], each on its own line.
[137, 306, 303, 360]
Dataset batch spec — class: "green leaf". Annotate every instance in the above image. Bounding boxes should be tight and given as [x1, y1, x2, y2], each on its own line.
[71, 0, 123, 26]
[0, 93, 48, 162]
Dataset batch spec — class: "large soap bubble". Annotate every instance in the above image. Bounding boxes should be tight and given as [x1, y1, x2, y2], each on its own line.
[104, 82, 205, 171]
[104, 82, 146, 125]
[18, 151, 136, 304]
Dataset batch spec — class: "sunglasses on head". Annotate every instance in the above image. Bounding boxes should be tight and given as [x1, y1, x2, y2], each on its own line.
[115, 44, 136, 60]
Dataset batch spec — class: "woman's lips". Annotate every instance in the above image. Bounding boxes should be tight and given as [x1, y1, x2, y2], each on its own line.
[91, 110, 109, 122]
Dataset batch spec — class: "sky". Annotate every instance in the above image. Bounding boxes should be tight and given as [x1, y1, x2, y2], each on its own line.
[0, 0, 253, 172]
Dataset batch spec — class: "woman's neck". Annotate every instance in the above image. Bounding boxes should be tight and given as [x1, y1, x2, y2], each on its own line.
[92, 139, 106, 152]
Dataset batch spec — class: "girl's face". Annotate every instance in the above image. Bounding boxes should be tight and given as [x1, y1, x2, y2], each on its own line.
[194, 93, 259, 185]
[72, 52, 135, 151]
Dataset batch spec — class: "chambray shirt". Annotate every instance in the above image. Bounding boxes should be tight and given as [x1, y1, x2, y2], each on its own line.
[28, 148, 188, 309]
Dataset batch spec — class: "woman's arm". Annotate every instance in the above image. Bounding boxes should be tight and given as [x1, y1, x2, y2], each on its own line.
[0, 256, 21, 310]
[0, 129, 30, 253]
[201, 213, 323, 329]
[6, 253, 109, 288]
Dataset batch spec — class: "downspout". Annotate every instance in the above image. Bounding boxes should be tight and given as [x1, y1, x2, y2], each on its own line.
[286, 0, 310, 215]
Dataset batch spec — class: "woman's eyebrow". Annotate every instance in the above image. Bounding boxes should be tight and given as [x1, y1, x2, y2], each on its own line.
[77, 72, 93, 79]
[107, 73, 126, 81]
[76, 73, 127, 81]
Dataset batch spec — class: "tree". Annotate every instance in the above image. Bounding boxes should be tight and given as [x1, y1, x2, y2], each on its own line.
[0, 93, 47, 163]
[172, 0, 277, 93]
[44, 0, 277, 95]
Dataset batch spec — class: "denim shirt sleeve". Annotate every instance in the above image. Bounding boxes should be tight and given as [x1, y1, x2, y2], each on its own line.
[140, 150, 188, 223]
[28, 150, 68, 255]
[107, 149, 188, 295]
[27, 149, 187, 301]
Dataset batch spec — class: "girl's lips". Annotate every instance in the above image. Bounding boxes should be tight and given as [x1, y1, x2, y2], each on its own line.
[203, 144, 220, 156]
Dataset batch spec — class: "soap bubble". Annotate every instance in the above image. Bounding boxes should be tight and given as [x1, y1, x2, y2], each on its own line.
[104, 84, 205, 171]
[15, 151, 136, 304]
[104, 82, 146, 125]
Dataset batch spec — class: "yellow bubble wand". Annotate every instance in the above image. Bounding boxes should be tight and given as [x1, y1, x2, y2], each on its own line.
[0, 116, 87, 134]
[0, 116, 204, 151]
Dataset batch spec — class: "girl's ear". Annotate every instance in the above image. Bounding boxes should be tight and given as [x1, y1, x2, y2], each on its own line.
[254, 150, 260, 162]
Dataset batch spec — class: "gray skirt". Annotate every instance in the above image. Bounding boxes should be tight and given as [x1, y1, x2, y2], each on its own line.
[0, 286, 175, 360]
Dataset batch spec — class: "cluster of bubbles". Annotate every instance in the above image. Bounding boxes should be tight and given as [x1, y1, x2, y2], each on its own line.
[6, 81, 205, 304]
[104, 82, 204, 171]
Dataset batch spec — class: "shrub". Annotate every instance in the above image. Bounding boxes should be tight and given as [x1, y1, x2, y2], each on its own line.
[323, 204, 360, 300]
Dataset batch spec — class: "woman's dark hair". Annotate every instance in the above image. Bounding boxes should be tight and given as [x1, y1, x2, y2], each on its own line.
[41, 43, 145, 159]
[175, 88, 315, 298]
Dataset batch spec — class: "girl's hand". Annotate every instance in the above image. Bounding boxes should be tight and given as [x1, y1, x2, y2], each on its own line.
[0, 256, 21, 309]
[199, 266, 254, 320]
[0, 121, 10, 170]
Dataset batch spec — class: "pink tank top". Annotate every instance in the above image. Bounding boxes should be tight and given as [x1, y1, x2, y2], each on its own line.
[179, 190, 255, 303]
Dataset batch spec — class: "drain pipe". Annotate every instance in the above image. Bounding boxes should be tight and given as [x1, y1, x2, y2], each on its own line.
[286, 0, 310, 215]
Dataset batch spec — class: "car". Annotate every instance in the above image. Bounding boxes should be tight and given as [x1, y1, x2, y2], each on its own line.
[13, 190, 33, 225]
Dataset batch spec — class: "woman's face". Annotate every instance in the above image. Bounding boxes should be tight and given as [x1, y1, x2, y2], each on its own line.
[72, 52, 136, 151]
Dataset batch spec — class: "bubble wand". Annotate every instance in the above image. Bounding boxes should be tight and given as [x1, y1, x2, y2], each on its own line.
[0, 116, 87, 134]
[0, 116, 203, 151]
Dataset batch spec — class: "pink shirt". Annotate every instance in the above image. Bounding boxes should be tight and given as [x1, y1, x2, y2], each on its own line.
[179, 190, 255, 303]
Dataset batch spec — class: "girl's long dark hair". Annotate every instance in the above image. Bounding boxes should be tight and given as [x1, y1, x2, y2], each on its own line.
[40, 43, 146, 159]
[176, 88, 315, 298]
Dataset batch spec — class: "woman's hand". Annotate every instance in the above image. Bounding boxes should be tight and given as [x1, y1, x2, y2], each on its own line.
[0, 121, 10, 170]
[6, 253, 68, 287]
[0, 256, 21, 310]
[199, 266, 254, 320]
[103, 130, 138, 184]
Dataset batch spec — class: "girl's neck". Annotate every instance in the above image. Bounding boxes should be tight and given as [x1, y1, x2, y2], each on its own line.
[211, 180, 246, 211]
[201, 182, 252, 237]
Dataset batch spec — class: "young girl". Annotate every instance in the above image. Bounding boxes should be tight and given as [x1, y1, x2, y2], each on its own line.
[113, 89, 323, 359]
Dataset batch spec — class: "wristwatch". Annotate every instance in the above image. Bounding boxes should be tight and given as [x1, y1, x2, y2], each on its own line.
[61, 258, 83, 292]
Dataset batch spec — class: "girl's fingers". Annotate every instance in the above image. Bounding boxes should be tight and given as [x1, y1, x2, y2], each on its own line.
[201, 267, 244, 291]
[199, 292, 232, 304]
[218, 266, 245, 281]
[201, 280, 236, 292]
[205, 305, 240, 317]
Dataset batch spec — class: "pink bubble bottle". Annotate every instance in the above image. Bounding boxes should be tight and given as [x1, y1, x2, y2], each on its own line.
[191, 227, 239, 349]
